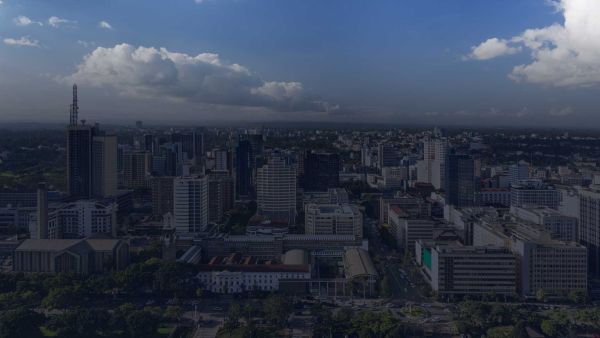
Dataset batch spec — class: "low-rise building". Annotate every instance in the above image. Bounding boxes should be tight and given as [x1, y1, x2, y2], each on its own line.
[305, 203, 362, 239]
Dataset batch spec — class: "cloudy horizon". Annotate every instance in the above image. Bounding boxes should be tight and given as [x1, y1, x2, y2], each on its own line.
[1, 0, 599, 127]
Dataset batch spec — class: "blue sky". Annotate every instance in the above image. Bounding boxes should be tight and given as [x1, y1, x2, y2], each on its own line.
[1, 0, 598, 126]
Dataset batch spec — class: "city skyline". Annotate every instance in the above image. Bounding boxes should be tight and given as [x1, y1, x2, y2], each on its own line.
[1, 0, 599, 127]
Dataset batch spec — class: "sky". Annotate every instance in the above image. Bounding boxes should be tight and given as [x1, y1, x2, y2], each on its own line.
[0, 0, 599, 127]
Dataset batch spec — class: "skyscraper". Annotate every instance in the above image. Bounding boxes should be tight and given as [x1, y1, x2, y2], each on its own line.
[256, 155, 297, 225]
[151, 177, 174, 219]
[92, 134, 118, 197]
[123, 151, 151, 189]
[444, 153, 475, 208]
[208, 171, 234, 224]
[67, 84, 94, 199]
[174, 176, 209, 234]
[301, 152, 340, 191]
[378, 143, 397, 168]
[235, 139, 253, 199]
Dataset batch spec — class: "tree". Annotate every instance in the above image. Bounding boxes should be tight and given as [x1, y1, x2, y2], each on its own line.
[125, 309, 159, 338]
[0, 307, 44, 338]
[381, 275, 392, 298]
[224, 303, 241, 333]
[536, 289, 547, 303]
[511, 320, 529, 338]
[42, 286, 84, 310]
[541, 319, 557, 337]
[568, 289, 587, 304]
[165, 306, 183, 322]
[264, 294, 291, 328]
[49, 309, 110, 338]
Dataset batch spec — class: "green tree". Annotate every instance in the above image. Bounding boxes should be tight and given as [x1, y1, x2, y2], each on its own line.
[224, 303, 241, 333]
[0, 307, 44, 338]
[568, 289, 587, 304]
[536, 289, 547, 303]
[511, 320, 529, 338]
[264, 294, 291, 328]
[381, 275, 392, 298]
[541, 319, 557, 337]
[42, 286, 84, 310]
[125, 309, 159, 338]
[165, 306, 183, 322]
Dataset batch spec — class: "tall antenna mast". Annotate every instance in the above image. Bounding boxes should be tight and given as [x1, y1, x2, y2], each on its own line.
[70, 84, 78, 125]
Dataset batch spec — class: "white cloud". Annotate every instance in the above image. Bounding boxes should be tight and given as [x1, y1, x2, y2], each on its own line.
[3, 36, 40, 47]
[63, 43, 334, 112]
[48, 16, 76, 28]
[77, 40, 96, 48]
[98, 21, 113, 30]
[469, 0, 600, 87]
[549, 106, 574, 116]
[14, 15, 43, 26]
[466, 38, 520, 60]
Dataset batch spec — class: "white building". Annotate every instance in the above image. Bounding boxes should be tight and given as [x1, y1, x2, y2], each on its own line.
[473, 217, 587, 298]
[257, 155, 297, 226]
[174, 176, 209, 234]
[305, 204, 363, 239]
[196, 251, 311, 294]
[29, 200, 117, 239]
[579, 185, 600, 276]
[510, 206, 577, 242]
[416, 240, 517, 297]
[510, 180, 561, 210]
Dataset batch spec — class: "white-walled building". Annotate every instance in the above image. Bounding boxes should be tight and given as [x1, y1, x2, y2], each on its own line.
[174, 176, 209, 234]
[305, 204, 363, 239]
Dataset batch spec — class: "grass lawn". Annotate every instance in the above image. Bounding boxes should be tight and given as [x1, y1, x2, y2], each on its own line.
[40, 327, 58, 337]
[158, 326, 175, 335]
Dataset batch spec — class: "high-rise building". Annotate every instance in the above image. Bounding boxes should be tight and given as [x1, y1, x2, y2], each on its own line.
[67, 124, 94, 198]
[257, 155, 297, 225]
[172, 132, 195, 160]
[301, 152, 340, 192]
[444, 153, 475, 208]
[510, 179, 560, 209]
[305, 204, 362, 239]
[214, 149, 229, 172]
[579, 185, 600, 276]
[235, 139, 253, 199]
[208, 171, 234, 224]
[92, 134, 118, 197]
[151, 177, 174, 219]
[193, 129, 204, 162]
[509, 162, 530, 185]
[378, 143, 397, 168]
[174, 176, 209, 234]
[123, 151, 151, 189]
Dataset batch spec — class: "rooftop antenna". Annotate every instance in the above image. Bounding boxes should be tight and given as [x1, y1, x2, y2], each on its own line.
[70, 84, 78, 125]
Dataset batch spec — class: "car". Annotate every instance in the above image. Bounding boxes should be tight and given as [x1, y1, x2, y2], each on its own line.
[212, 307, 223, 311]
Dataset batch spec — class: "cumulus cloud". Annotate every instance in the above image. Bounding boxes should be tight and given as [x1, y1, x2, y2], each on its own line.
[48, 16, 76, 28]
[98, 20, 113, 30]
[3, 36, 40, 47]
[63, 43, 335, 112]
[14, 15, 43, 26]
[466, 38, 521, 60]
[469, 0, 600, 87]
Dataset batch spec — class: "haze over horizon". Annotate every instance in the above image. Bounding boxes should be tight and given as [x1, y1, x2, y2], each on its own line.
[1, 0, 599, 127]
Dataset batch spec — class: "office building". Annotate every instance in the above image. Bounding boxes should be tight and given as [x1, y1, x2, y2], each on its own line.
[301, 152, 340, 192]
[510, 206, 577, 242]
[174, 176, 209, 234]
[378, 143, 397, 168]
[305, 204, 362, 239]
[579, 185, 600, 276]
[67, 123, 94, 198]
[151, 177, 174, 219]
[473, 216, 587, 298]
[509, 162, 529, 185]
[444, 153, 475, 208]
[208, 171, 234, 224]
[92, 134, 118, 197]
[416, 241, 517, 297]
[235, 139, 253, 199]
[123, 151, 151, 189]
[29, 200, 118, 239]
[256, 155, 297, 226]
[510, 180, 561, 209]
